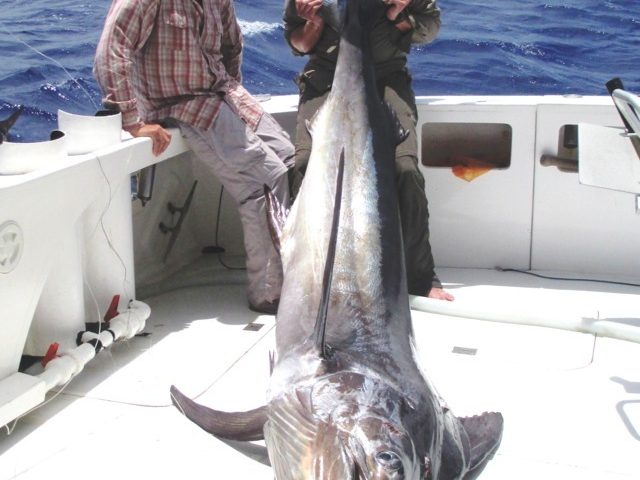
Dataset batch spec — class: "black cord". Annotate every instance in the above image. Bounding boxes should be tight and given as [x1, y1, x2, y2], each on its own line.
[496, 267, 640, 288]
[213, 185, 245, 271]
[213, 183, 224, 247]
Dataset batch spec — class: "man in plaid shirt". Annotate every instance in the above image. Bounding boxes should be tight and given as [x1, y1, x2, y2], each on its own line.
[94, 0, 294, 314]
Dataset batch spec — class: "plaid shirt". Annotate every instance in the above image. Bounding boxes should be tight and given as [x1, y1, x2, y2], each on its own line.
[94, 0, 263, 132]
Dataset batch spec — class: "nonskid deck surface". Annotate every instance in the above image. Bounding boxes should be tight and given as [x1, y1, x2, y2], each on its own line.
[1, 257, 638, 479]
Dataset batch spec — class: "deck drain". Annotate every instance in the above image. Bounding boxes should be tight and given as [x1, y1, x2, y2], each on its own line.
[244, 322, 264, 332]
[452, 346, 477, 356]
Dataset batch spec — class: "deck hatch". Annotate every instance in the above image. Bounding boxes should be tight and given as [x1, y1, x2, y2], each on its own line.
[452, 346, 478, 356]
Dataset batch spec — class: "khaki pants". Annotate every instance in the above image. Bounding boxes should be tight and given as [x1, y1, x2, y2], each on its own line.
[179, 103, 294, 306]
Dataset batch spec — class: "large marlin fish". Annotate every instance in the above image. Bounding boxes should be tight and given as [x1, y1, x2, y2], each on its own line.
[171, 0, 503, 478]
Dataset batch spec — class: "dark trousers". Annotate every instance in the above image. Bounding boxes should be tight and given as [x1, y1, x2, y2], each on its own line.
[291, 68, 441, 295]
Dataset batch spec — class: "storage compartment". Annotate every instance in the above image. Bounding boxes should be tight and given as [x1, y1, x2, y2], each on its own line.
[421, 122, 512, 169]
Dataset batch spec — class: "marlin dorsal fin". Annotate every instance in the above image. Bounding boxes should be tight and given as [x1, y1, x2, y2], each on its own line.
[313, 151, 345, 359]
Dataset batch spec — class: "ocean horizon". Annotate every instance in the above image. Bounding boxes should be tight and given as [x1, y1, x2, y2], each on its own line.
[0, 0, 638, 141]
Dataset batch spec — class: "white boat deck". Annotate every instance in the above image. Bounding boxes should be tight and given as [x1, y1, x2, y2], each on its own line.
[1, 256, 639, 479]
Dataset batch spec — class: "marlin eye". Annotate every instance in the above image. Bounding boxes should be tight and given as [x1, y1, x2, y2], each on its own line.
[375, 451, 402, 471]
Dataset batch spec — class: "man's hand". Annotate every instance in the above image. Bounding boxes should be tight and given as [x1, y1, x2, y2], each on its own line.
[384, 0, 410, 22]
[129, 123, 172, 156]
[296, 0, 324, 26]
[290, 0, 325, 53]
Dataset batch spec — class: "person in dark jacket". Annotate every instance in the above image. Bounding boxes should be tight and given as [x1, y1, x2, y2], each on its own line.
[284, 0, 453, 300]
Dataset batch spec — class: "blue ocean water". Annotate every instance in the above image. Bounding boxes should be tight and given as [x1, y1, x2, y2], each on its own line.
[0, 0, 638, 142]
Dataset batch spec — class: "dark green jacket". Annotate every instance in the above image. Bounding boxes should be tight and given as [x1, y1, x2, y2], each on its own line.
[283, 0, 441, 84]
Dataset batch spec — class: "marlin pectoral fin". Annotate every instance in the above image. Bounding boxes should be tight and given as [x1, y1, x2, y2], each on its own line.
[305, 107, 323, 140]
[0, 105, 24, 144]
[304, 118, 314, 138]
[384, 101, 409, 145]
[170, 385, 267, 441]
[264, 184, 289, 253]
[460, 412, 504, 478]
